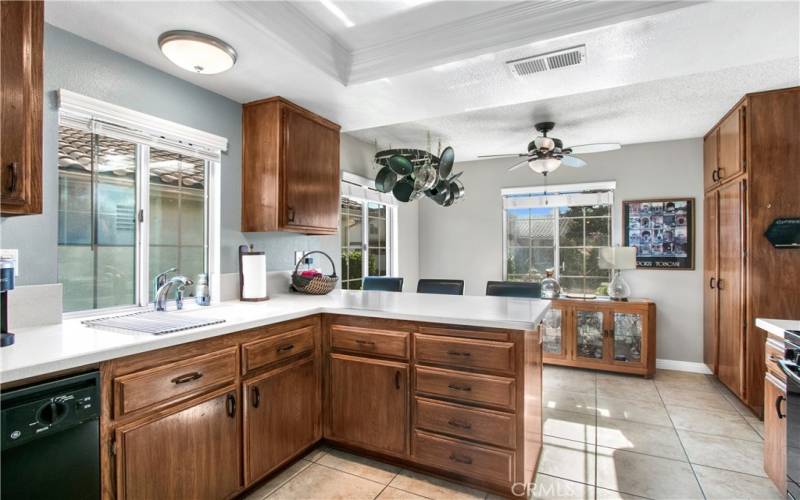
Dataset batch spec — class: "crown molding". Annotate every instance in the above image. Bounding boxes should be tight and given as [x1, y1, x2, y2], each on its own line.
[221, 1, 351, 84]
[347, 0, 696, 84]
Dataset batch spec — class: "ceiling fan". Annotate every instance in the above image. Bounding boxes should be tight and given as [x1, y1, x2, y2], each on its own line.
[478, 122, 621, 175]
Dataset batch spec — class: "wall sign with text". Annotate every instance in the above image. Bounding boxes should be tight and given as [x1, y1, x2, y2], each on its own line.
[623, 198, 695, 270]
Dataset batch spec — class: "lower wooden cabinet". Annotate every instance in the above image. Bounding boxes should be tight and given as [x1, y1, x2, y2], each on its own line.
[115, 387, 241, 500]
[543, 298, 656, 377]
[764, 372, 787, 493]
[243, 356, 319, 485]
[328, 353, 409, 455]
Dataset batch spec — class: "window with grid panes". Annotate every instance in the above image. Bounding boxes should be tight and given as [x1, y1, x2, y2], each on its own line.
[340, 197, 392, 290]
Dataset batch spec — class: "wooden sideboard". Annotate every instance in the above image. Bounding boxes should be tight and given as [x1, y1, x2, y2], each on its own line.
[96, 313, 542, 499]
[761, 327, 787, 493]
[541, 297, 656, 378]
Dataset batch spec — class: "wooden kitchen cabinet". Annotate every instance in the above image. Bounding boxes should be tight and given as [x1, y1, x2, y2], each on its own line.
[243, 356, 319, 485]
[703, 128, 719, 191]
[703, 87, 800, 415]
[114, 387, 241, 500]
[328, 353, 409, 455]
[241, 97, 340, 234]
[764, 372, 787, 493]
[0, 0, 43, 215]
[543, 298, 655, 377]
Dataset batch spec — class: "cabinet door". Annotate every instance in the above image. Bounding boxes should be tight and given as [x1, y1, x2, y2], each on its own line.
[717, 179, 745, 395]
[703, 128, 719, 191]
[572, 307, 606, 362]
[542, 307, 567, 359]
[281, 107, 340, 233]
[718, 106, 745, 184]
[244, 356, 319, 485]
[328, 353, 408, 455]
[764, 373, 786, 493]
[116, 388, 240, 500]
[703, 192, 719, 372]
[0, 0, 42, 215]
[611, 310, 645, 367]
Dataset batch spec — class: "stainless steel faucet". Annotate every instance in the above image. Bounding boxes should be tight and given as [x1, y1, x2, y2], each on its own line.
[154, 275, 193, 312]
[153, 267, 177, 303]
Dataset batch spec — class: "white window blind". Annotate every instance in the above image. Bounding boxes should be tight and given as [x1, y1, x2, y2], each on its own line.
[340, 172, 397, 206]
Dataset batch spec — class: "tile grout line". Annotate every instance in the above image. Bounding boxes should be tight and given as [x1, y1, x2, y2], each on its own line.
[371, 470, 400, 500]
[654, 376, 708, 500]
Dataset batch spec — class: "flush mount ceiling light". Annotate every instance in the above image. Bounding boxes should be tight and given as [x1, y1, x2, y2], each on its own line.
[158, 30, 237, 74]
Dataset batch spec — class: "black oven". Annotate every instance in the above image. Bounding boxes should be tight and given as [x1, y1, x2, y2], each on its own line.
[780, 330, 800, 500]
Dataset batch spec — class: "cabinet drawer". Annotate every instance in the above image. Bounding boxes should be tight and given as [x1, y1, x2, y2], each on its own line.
[766, 339, 785, 382]
[415, 366, 516, 411]
[243, 326, 315, 374]
[114, 348, 237, 417]
[414, 334, 514, 373]
[415, 397, 515, 448]
[413, 429, 514, 485]
[331, 325, 409, 360]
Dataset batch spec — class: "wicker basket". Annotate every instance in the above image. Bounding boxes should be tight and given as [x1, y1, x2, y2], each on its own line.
[291, 251, 339, 295]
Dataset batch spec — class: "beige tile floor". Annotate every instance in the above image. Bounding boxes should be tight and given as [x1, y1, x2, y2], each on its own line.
[243, 366, 781, 500]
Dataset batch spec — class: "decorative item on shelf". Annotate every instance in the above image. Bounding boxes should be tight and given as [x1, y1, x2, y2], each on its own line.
[291, 251, 338, 295]
[372, 136, 462, 206]
[1, 259, 15, 347]
[239, 244, 268, 301]
[195, 273, 210, 306]
[622, 197, 695, 269]
[598, 246, 637, 301]
[540, 269, 561, 298]
[764, 217, 800, 248]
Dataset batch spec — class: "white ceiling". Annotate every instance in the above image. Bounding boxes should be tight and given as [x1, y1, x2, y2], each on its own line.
[45, 1, 800, 161]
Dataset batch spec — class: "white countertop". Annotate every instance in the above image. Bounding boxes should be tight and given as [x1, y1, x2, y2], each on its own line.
[756, 318, 800, 338]
[0, 290, 551, 384]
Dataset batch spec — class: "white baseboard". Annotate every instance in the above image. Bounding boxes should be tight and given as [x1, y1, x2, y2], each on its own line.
[656, 358, 712, 374]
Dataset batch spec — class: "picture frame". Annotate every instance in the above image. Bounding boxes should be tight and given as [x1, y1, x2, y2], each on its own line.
[622, 197, 695, 270]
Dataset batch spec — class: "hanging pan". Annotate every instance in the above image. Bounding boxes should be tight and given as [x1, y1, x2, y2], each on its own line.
[437, 146, 455, 179]
[374, 166, 397, 193]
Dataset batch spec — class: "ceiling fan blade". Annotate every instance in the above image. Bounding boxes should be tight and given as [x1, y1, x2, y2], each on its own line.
[566, 143, 621, 154]
[561, 155, 587, 168]
[508, 159, 529, 172]
[478, 153, 528, 158]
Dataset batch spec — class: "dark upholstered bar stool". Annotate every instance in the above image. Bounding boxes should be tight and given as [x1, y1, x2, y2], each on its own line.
[362, 277, 404, 292]
[485, 281, 541, 298]
[416, 279, 464, 295]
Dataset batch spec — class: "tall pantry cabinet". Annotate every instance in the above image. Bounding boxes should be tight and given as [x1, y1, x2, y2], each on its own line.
[702, 87, 800, 416]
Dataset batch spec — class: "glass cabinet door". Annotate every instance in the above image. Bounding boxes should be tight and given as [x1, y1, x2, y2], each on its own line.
[574, 309, 605, 360]
[612, 312, 644, 364]
[542, 308, 564, 357]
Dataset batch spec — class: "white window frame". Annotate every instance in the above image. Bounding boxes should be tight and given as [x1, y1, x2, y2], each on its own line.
[501, 181, 616, 283]
[58, 90, 225, 315]
[340, 172, 398, 288]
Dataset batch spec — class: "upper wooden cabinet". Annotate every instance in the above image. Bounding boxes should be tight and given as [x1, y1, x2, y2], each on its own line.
[0, 0, 43, 215]
[703, 104, 746, 192]
[241, 97, 341, 234]
[702, 128, 719, 191]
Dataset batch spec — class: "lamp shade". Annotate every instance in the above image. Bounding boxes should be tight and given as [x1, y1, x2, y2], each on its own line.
[598, 247, 637, 270]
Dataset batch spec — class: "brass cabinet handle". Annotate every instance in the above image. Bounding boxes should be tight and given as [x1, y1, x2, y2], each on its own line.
[447, 418, 472, 430]
[6, 162, 18, 193]
[711, 169, 719, 182]
[355, 339, 375, 346]
[777, 395, 786, 419]
[251, 386, 261, 408]
[395, 370, 401, 390]
[449, 452, 473, 465]
[447, 383, 472, 392]
[287, 206, 295, 223]
[171, 371, 203, 384]
[447, 351, 472, 357]
[716, 279, 724, 290]
[226, 393, 236, 418]
[276, 343, 295, 353]
[709, 277, 716, 289]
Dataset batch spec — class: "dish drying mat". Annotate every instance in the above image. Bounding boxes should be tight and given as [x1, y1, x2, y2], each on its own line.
[82, 310, 225, 335]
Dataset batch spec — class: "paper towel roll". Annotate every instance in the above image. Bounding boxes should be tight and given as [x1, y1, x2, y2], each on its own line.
[240, 246, 268, 301]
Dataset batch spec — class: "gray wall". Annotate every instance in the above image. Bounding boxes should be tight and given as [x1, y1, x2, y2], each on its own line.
[418, 139, 704, 363]
[0, 25, 417, 291]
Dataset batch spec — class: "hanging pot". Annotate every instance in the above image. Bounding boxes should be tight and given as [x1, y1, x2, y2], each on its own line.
[374, 166, 397, 193]
[392, 176, 417, 202]
[437, 146, 455, 179]
[413, 160, 438, 192]
[388, 154, 413, 175]
[425, 177, 450, 205]
[447, 179, 465, 205]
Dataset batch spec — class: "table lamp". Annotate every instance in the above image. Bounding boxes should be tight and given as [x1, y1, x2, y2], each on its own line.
[598, 247, 637, 301]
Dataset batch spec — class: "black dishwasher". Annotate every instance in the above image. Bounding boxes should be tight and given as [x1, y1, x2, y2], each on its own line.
[1, 371, 100, 500]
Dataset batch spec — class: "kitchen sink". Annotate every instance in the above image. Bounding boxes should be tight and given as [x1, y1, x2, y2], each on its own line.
[82, 310, 225, 335]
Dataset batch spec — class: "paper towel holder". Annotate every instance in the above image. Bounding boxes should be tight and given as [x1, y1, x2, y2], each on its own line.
[239, 244, 268, 302]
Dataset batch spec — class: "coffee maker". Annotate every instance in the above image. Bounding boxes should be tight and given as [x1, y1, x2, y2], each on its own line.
[1, 259, 15, 347]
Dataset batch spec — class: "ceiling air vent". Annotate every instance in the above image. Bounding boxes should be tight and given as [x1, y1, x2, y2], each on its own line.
[506, 45, 586, 78]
